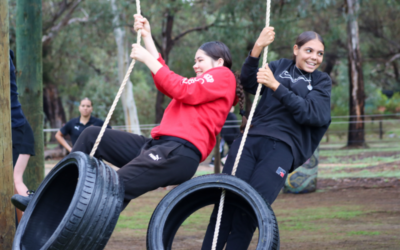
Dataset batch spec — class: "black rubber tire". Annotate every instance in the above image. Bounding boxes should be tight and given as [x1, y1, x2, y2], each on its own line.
[146, 174, 280, 250]
[13, 152, 124, 250]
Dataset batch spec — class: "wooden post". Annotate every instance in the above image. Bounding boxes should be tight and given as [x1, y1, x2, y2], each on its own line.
[214, 134, 221, 174]
[16, 0, 44, 190]
[379, 120, 383, 140]
[0, 0, 16, 247]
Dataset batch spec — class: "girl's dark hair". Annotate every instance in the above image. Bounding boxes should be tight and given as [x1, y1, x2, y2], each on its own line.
[81, 97, 93, 106]
[199, 41, 233, 69]
[293, 31, 325, 61]
[199, 41, 246, 130]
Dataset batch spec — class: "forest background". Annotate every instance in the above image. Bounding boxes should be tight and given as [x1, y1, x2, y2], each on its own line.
[7, 0, 400, 141]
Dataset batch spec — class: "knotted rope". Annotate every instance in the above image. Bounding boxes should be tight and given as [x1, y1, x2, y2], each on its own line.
[90, 0, 142, 157]
[211, 0, 272, 248]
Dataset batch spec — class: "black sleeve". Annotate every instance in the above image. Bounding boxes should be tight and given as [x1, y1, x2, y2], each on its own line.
[240, 52, 266, 95]
[60, 120, 72, 135]
[240, 52, 280, 95]
[272, 72, 332, 127]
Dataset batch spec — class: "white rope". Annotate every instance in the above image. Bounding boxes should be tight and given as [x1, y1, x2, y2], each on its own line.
[211, 0, 271, 248]
[90, 0, 142, 157]
[211, 189, 226, 250]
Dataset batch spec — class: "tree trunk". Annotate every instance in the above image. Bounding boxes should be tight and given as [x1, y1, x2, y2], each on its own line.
[43, 84, 66, 141]
[345, 0, 366, 147]
[0, 0, 16, 245]
[16, 0, 45, 190]
[155, 12, 175, 123]
[111, 0, 141, 134]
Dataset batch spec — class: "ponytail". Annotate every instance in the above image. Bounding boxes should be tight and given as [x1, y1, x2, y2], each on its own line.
[233, 72, 247, 133]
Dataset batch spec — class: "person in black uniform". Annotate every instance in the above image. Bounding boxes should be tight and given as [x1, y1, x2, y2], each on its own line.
[9, 50, 36, 223]
[202, 28, 332, 249]
[55, 98, 110, 152]
[209, 107, 240, 167]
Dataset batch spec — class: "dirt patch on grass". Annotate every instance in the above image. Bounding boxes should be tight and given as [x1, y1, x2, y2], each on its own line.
[106, 179, 400, 250]
[317, 177, 400, 190]
[319, 150, 400, 162]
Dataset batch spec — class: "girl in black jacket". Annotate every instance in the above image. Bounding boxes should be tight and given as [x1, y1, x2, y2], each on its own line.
[202, 28, 331, 250]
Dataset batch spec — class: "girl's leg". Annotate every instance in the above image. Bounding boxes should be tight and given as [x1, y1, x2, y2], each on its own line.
[13, 154, 30, 196]
[202, 136, 258, 250]
[72, 126, 149, 167]
[225, 138, 293, 250]
[117, 140, 199, 206]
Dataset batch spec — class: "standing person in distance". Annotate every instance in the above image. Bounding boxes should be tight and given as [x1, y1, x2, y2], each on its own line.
[55, 98, 110, 152]
[202, 28, 332, 249]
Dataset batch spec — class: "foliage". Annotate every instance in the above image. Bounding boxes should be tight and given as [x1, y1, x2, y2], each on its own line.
[367, 90, 400, 114]
[8, 0, 400, 126]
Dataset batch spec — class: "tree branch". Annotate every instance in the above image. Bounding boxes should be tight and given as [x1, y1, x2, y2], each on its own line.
[172, 23, 214, 42]
[42, 0, 84, 46]
[43, 0, 78, 32]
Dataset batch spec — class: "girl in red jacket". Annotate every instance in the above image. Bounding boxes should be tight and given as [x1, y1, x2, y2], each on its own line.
[12, 14, 245, 213]
[71, 16, 244, 210]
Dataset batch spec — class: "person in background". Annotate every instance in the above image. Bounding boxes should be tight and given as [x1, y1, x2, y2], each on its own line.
[209, 107, 240, 167]
[55, 98, 110, 152]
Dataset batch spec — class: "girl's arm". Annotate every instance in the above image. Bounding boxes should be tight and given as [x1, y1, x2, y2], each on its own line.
[250, 27, 275, 58]
[131, 44, 163, 74]
[257, 63, 331, 127]
[273, 73, 332, 127]
[241, 27, 275, 94]
[55, 130, 72, 152]
[134, 14, 159, 59]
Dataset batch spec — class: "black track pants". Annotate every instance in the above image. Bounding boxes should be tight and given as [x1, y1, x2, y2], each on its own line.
[202, 135, 293, 250]
[72, 127, 199, 208]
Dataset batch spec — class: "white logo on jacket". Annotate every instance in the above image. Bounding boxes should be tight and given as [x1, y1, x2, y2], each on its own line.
[182, 74, 214, 85]
[149, 153, 161, 161]
[279, 70, 311, 83]
[203, 74, 214, 82]
[74, 126, 80, 131]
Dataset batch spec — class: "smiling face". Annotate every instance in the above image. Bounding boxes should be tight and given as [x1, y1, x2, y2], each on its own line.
[79, 99, 93, 118]
[193, 49, 223, 77]
[293, 39, 325, 73]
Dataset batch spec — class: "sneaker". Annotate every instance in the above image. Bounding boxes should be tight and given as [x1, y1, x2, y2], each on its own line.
[208, 159, 215, 168]
[221, 156, 227, 165]
[11, 190, 35, 212]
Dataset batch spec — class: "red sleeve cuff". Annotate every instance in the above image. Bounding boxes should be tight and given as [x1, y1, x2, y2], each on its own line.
[151, 53, 167, 78]
[157, 53, 166, 66]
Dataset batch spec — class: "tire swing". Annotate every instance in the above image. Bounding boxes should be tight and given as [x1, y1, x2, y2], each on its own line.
[13, 1, 144, 249]
[147, 174, 279, 250]
[146, 1, 279, 249]
[13, 152, 124, 250]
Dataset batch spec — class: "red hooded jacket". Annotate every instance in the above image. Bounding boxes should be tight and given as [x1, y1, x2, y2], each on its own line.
[151, 55, 238, 161]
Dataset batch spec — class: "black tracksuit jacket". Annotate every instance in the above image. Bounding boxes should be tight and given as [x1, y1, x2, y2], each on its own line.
[240, 55, 331, 170]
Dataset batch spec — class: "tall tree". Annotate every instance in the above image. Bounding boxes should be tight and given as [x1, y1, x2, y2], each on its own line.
[16, 0, 45, 189]
[345, 0, 366, 147]
[41, 0, 87, 132]
[0, 0, 16, 246]
[111, 0, 141, 134]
